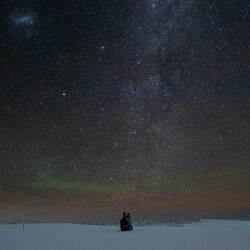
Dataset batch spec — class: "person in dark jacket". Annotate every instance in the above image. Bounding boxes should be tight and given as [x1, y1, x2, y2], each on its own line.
[126, 213, 131, 224]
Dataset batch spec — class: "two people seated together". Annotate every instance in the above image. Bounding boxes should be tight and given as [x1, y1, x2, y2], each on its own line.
[120, 211, 133, 230]
[120, 211, 131, 224]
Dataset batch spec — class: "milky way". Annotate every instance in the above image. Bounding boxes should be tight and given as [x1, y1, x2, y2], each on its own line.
[0, 0, 249, 222]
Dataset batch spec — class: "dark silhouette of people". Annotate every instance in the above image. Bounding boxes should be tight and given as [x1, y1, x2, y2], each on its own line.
[120, 211, 133, 231]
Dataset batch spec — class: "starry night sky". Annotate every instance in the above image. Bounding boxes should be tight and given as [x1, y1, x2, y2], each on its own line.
[0, 0, 249, 222]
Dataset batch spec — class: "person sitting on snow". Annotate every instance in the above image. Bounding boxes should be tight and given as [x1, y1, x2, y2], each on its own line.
[122, 211, 127, 221]
[126, 213, 131, 224]
[120, 212, 127, 225]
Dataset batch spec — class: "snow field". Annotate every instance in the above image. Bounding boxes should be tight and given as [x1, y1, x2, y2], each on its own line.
[0, 220, 249, 250]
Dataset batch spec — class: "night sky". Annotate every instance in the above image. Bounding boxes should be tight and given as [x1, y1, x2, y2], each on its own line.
[0, 0, 249, 222]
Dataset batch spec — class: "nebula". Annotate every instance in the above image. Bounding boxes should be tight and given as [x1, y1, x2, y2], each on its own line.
[9, 8, 37, 38]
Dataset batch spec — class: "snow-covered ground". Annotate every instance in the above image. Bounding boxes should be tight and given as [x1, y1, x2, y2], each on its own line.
[0, 219, 249, 250]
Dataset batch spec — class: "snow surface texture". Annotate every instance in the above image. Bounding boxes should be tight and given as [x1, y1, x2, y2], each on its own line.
[0, 220, 249, 250]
